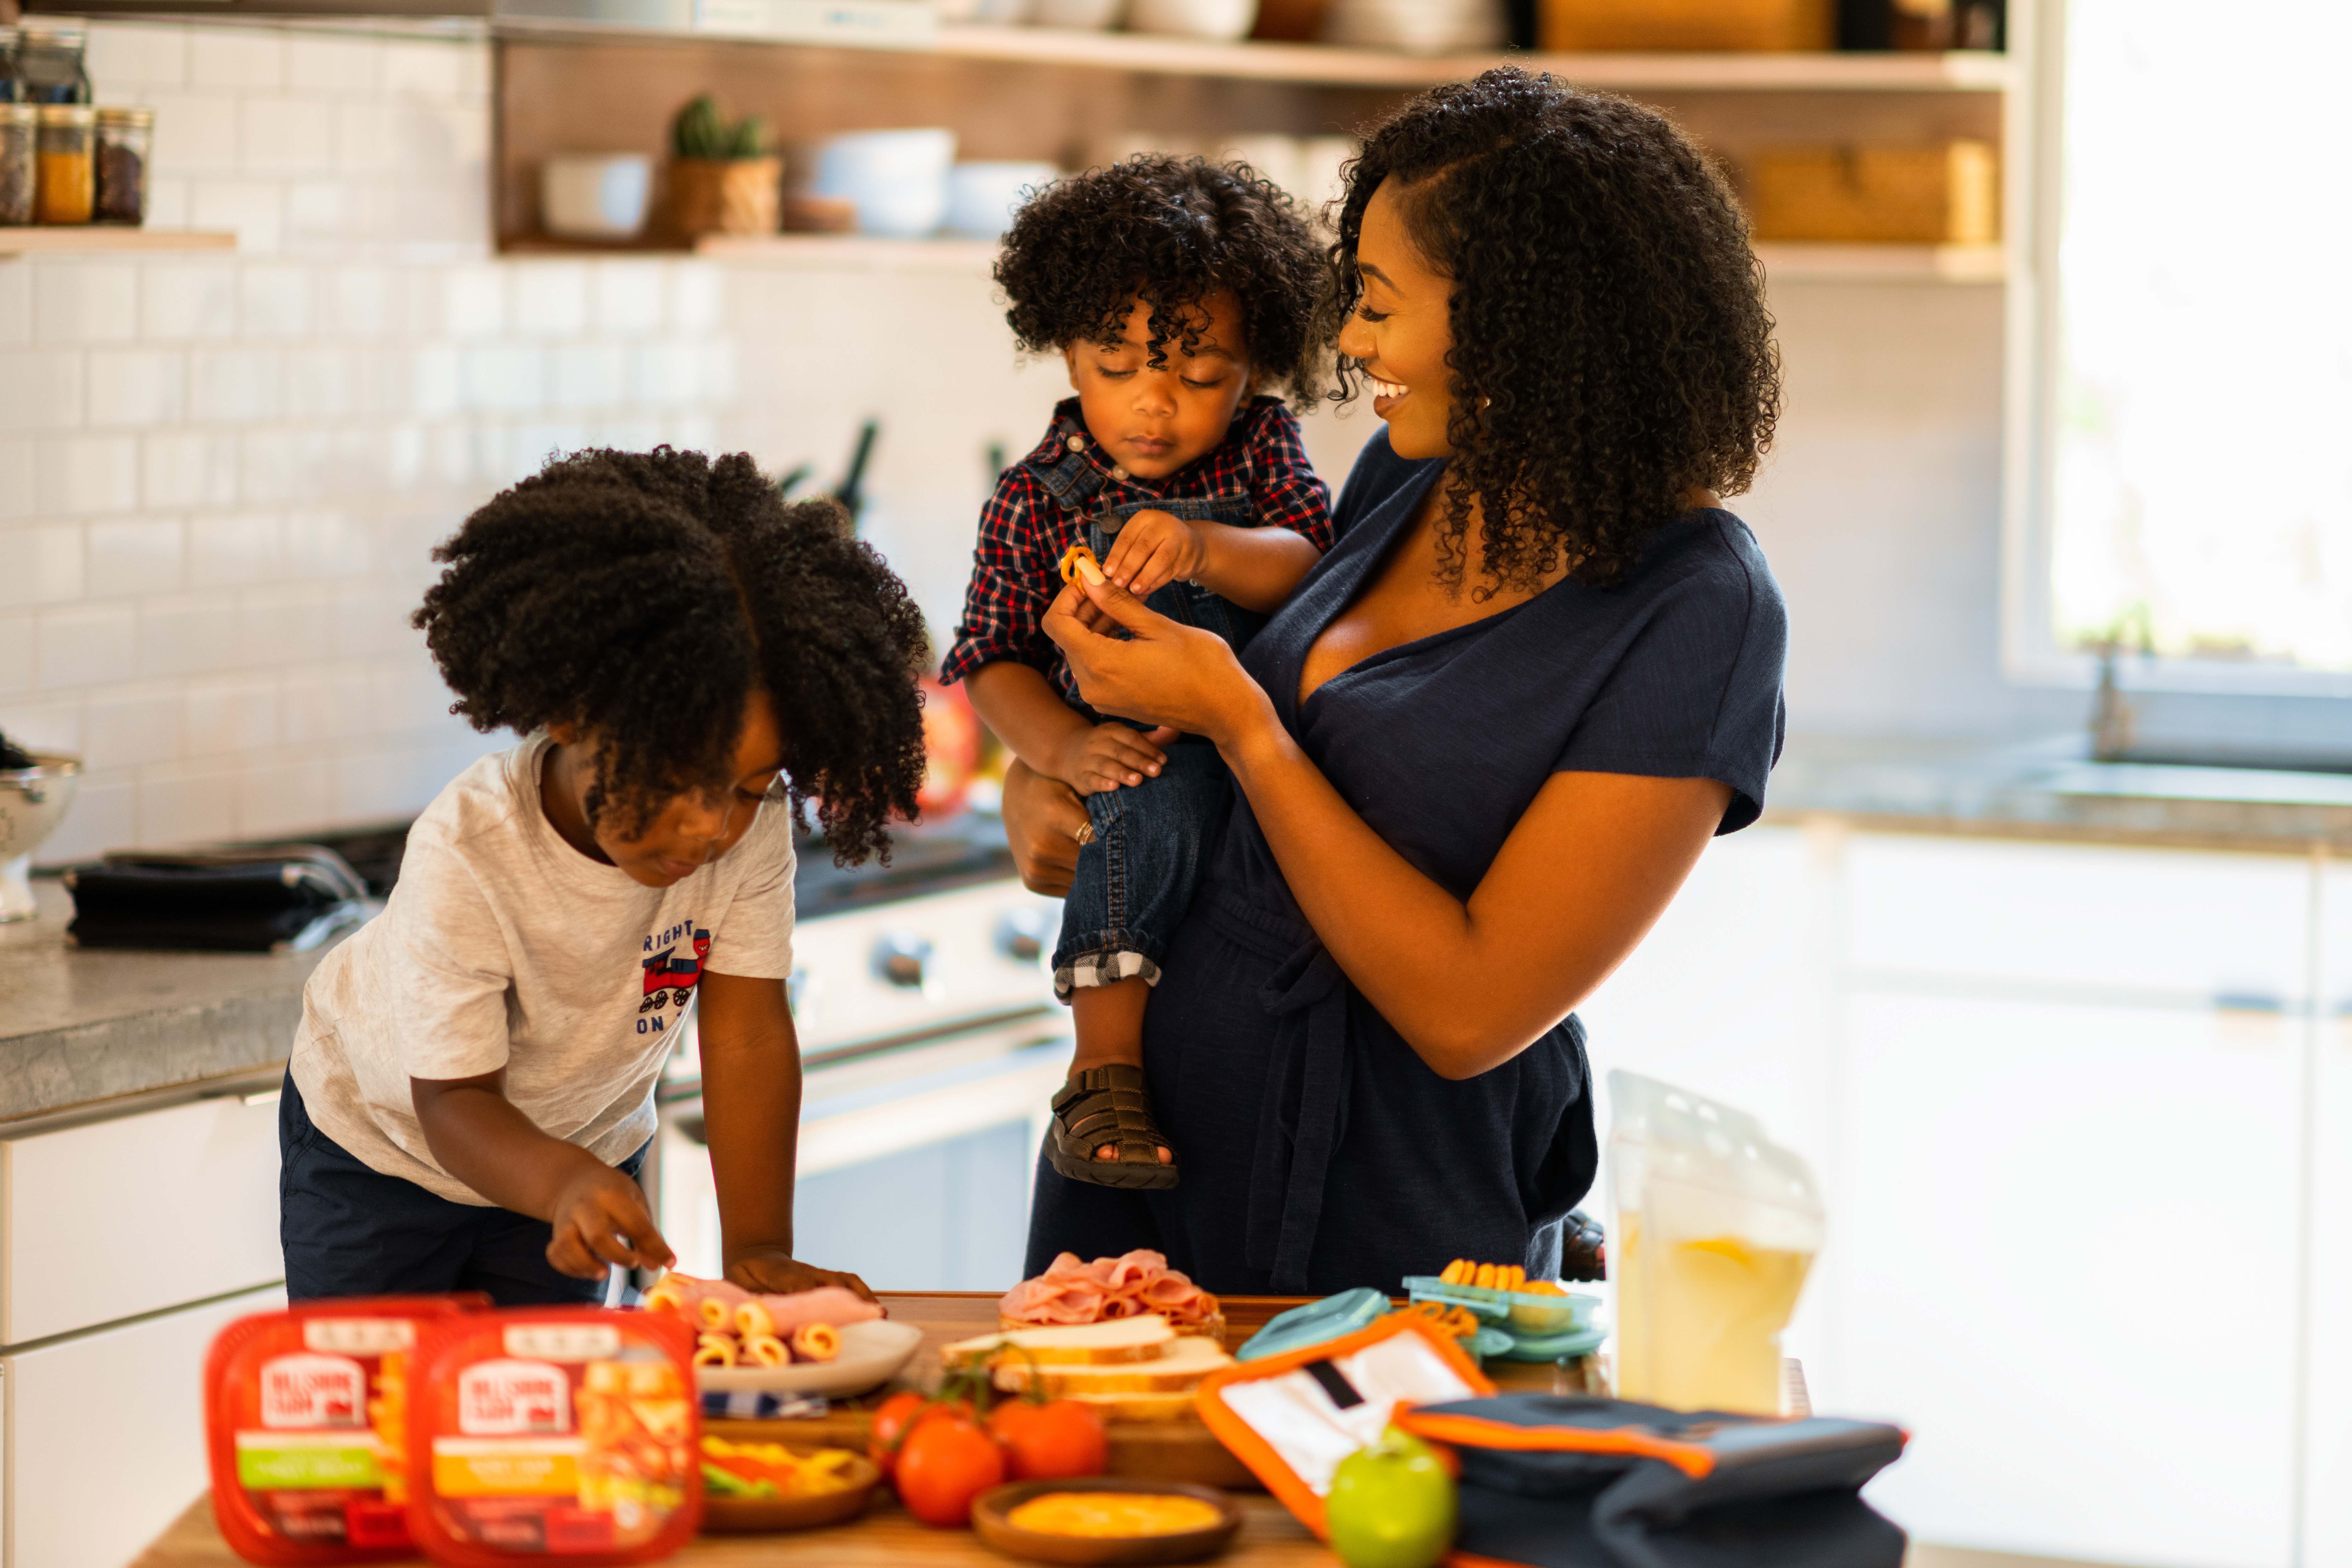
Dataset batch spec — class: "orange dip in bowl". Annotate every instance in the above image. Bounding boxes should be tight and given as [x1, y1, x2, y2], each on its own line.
[1004, 1492, 1225, 1537]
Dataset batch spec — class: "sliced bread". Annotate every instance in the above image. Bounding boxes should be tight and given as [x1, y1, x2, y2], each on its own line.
[989, 1333, 1232, 1397]
[1060, 1388, 1203, 1424]
[941, 1314, 1174, 1367]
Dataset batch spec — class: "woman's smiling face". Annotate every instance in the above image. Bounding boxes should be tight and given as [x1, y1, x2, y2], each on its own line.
[1334, 177, 1458, 461]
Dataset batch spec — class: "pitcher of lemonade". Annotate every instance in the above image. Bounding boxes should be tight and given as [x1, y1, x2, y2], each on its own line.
[1608, 1071, 1823, 1416]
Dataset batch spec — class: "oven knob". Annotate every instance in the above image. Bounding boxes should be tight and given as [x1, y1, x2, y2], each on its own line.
[872, 932, 933, 988]
[996, 908, 1052, 964]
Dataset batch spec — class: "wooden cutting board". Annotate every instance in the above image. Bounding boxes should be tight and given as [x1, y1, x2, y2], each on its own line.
[708, 1292, 1599, 1491]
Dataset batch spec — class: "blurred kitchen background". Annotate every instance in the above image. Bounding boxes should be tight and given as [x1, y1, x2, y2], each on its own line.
[2, 0, 2347, 1565]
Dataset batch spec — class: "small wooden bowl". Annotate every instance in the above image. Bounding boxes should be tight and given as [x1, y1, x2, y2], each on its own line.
[971, 1477, 1242, 1565]
[698, 1450, 881, 1534]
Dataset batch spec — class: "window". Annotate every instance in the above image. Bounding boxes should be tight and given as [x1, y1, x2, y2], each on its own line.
[2032, 0, 2352, 686]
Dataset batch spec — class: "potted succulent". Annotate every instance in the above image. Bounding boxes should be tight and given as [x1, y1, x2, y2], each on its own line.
[664, 94, 781, 239]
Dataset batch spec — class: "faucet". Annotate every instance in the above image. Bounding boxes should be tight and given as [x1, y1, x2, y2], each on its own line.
[2088, 642, 2134, 762]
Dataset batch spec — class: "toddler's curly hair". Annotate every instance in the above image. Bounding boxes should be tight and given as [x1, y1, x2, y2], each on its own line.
[413, 447, 929, 864]
[996, 154, 1327, 404]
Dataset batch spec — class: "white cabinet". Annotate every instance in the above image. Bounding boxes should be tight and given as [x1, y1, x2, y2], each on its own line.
[1833, 991, 2299, 1568]
[5, 1283, 283, 1568]
[2301, 861, 2352, 1566]
[0, 1089, 283, 1344]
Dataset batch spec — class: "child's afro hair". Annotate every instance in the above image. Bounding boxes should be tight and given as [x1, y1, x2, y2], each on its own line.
[995, 154, 1327, 405]
[412, 447, 930, 865]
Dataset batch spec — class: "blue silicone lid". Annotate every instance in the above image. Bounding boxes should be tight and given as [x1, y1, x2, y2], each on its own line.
[1235, 1287, 1391, 1361]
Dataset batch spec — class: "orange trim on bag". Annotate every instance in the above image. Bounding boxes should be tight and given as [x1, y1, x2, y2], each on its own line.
[1447, 1553, 1540, 1568]
[1194, 1313, 1496, 1540]
[1394, 1411, 1719, 1480]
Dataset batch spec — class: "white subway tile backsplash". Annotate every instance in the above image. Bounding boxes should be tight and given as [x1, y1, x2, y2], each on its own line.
[87, 23, 189, 88]
[286, 180, 357, 247]
[39, 607, 139, 688]
[512, 265, 589, 337]
[86, 684, 187, 767]
[144, 178, 193, 230]
[87, 520, 186, 598]
[242, 98, 337, 176]
[0, 264, 28, 346]
[326, 269, 404, 338]
[240, 265, 314, 338]
[441, 267, 505, 339]
[235, 754, 332, 837]
[145, 92, 241, 177]
[0, 616, 31, 696]
[34, 265, 138, 345]
[670, 265, 723, 334]
[0, 350, 85, 433]
[184, 674, 279, 755]
[141, 262, 239, 340]
[38, 436, 143, 516]
[235, 585, 336, 666]
[630, 341, 706, 407]
[189, 347, 281, 422]
[138, 761, 240, 847]
[282, 510, 370, 577]
[188, 513, 283, 588]
[0, 440, 30, 519]
[138, 596, 239, 678]
[283, 35, 380, 95]
[592, 263, 666, 336]
[283, 349, 357, 422]
[378, 39, 470, 104]
[464, 345, 545, 412]
[409, 345, 461, 419]
[189, 28, 286, 91]
[335, 103, 402, 177]
[190, 180, 286, 255]
[281, 667, 371, 743]
[87, 349, 188, 428]
[330, 742, 432, 823]
[144, 430, 241, 510]
[549, 344, 627, 409]
[0, 699, 83, 755]
[237, 429, 305, 504]
[42, 773, 132, 861]
[0, 527, 86, 608]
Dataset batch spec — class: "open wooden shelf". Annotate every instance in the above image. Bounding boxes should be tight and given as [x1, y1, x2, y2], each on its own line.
[1756, 241, 2006, 282]
[925, 26, 2016, 92]
[0, 228, 236, 257]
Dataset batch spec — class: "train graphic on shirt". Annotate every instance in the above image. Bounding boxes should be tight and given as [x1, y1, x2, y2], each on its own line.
[639, 927, 711, 1013]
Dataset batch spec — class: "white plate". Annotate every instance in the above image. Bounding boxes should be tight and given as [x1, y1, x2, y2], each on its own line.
[694, 1318, 925, 1399]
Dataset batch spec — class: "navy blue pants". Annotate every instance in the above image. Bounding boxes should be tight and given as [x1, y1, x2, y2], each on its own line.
[1052, 736, 1233, 996]
[278, 1071, 648, 1306]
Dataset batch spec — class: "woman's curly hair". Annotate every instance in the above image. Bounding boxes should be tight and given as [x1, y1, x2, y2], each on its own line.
[1326, 69, 1781, 592]
[996, 154, 1327, 404]
[413, 447, 929, 864]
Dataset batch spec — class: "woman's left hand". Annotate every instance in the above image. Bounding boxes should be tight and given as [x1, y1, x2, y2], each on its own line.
[1043, 575, 1274, 748]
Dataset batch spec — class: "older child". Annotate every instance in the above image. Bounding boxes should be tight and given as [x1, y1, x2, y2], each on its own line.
[943, 156, 1333, 1191]
[281, 447, 929, 1304]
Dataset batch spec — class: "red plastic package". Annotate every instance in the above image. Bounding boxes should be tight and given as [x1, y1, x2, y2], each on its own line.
[206, 1294, 490, 1565]
[407, 1307, 701, 1565]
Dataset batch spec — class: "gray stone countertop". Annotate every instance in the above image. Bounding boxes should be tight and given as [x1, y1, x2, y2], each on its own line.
[1765, 733, 2352, 852]
[0, 880, 334, 1127]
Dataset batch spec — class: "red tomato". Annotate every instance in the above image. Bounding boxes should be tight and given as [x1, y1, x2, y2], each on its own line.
[895, 1408, 1007, 1527]
[869, 1390, 930, 1480]
[987, 1399, 1110, 1482]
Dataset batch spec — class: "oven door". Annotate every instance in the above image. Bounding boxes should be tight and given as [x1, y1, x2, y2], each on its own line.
[655, 1007, 1072, 1290]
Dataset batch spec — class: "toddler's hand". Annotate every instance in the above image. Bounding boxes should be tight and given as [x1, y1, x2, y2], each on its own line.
[1102, 509, 1207, 599]
[1054, 722, 1168, 795]
[728, 1249, 878, 1303]
[546, 1164, 675, 1279]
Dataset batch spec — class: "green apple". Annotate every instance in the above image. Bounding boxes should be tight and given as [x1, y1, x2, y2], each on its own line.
[1325, 1427, 1458, 1568]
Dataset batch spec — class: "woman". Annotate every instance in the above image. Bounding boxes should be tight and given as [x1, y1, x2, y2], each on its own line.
[1006, 69, 1787, 1293]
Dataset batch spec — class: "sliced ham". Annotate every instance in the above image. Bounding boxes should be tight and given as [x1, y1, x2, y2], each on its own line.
[998, 1248, 1219, 1328]
[753, 1286, 883, 1331]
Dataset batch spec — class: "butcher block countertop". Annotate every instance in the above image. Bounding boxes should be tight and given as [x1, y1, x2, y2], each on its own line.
[133, 1291, 1594, 1568]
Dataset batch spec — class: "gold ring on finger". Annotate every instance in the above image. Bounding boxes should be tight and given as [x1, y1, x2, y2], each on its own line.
[1073, 821, 1096, 846]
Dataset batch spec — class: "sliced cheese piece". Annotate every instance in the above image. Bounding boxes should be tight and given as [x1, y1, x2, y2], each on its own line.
[1061, 1389, 1204, 1424]
[992, 1333, 1232, 1396]
[942, 1314, 1174, 1367]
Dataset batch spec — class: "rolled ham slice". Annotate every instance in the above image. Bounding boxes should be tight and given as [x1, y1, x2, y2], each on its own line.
[999, 1249, 1218, 1328]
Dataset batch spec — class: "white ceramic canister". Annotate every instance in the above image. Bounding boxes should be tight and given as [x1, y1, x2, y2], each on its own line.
[942, 161, 1061, 238]
[811, 128, 958, 238]
[540, 154, 654, 240]
[1125, 0, 1256, 41]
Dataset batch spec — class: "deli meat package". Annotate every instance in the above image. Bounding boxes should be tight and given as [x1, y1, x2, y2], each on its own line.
[205, 1294, 488, 1565]
[407, 1307, 700, 1566]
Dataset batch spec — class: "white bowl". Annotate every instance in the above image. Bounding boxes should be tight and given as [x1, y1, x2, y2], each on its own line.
[1319, 0, 1500, 51]
[540, 154, 653, 240]
[812, 129, 958, 238]
[943, 161, 1060, 238]
[1126, 0, 1256, 40]
[694, 1318, 925, 1399]
[0, 753, 79, 923]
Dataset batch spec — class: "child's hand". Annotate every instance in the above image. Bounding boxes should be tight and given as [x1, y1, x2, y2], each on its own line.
[546, 1164, 675, 1279]
[1054, 721, 1168, 795]
[1102, 509, 1208, 599]
[727, 1249, 879, 1303]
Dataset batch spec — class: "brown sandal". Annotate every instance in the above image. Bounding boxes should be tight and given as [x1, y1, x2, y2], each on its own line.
[1048, 1064, 1179, 1190]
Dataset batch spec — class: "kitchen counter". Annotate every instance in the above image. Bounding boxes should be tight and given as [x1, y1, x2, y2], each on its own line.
[1765, 733, 2352, 852]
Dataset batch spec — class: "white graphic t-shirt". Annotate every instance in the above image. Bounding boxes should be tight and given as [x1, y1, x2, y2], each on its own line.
[289, 733, 795, 1205]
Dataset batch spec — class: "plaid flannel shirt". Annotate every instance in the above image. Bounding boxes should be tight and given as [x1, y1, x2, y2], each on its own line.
[942, 396, 1334, 705]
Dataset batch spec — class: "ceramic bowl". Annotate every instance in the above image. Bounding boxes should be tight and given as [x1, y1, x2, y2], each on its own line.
[694, 1318, 924, 1399]
[812, 128, 958, 237]
[943, 161, 1060, 237]
[1032, 0, 1126, 27]
[699, 1450, 881, 1533]
[971, 1477, 1243, 1565]
[0, 753, 77, 923]
[540, 154, 653, 239]
[1125, 0, 1257, 42]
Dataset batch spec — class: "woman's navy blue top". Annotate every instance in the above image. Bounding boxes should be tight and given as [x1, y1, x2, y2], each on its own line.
[1024, 432, 1789, 1295]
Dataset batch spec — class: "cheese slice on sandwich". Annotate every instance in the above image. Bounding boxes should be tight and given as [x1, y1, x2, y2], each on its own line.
[942, 1315, 1175, 1367]
[991, 1333, 1232, 1397]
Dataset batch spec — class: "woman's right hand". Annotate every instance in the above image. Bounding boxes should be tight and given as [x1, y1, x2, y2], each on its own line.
[1001, 759, 1089, 897]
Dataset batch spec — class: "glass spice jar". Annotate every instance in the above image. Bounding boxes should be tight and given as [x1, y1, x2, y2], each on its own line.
[94, 108, 150, 225]
[35, 104, 93, 225]
[0, 105, 34, 226]
[18, 22, 90, 106]
[0, 26, 26, 105]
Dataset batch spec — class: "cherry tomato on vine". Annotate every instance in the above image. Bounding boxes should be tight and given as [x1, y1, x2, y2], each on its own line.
[988, 1398, 1110, 1481]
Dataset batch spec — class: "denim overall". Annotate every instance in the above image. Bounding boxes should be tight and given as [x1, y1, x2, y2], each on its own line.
[1027, 434, 1265, 998]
